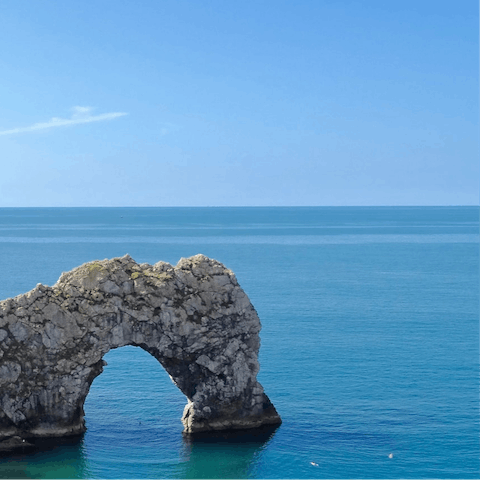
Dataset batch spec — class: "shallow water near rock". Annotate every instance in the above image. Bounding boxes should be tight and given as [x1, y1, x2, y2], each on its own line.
[0, 206, 478, 479]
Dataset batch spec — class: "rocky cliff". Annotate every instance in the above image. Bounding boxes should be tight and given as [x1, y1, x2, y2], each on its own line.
[0, 254, 281, 440]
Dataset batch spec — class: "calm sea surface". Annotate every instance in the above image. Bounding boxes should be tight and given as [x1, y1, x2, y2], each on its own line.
[0, 207, 478, 479]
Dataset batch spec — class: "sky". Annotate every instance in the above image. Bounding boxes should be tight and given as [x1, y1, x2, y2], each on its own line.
[0, 0, 478, 207]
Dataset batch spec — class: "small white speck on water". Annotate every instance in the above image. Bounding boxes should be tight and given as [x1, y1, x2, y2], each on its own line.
[388, 453, 393, 459]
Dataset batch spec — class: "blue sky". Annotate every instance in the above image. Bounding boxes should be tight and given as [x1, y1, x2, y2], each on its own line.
[0, 1, 477, 206]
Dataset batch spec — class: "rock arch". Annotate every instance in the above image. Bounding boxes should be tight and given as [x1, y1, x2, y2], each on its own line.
[0, 254, 281, 440]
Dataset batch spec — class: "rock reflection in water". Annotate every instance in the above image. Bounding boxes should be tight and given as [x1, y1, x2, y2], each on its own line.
[0, 435, 91, 479]
[179, 424, 280, 479]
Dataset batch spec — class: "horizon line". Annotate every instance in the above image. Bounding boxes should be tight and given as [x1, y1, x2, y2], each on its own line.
[0, 205, 477, 209]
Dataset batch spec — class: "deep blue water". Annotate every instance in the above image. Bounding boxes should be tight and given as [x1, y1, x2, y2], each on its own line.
[0, 206, 478, 479]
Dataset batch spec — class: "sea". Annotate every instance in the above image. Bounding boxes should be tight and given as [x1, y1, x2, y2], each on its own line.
[0, 206, 478, 479]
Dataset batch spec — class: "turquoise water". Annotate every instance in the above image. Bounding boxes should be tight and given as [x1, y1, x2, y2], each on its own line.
[0, 206, 478, 479]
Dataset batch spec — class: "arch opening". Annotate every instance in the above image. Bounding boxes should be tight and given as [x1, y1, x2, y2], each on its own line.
[84, 345, 186, 441]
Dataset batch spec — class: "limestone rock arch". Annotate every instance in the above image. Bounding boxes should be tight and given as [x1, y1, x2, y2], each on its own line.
[0, 254, 281, 439]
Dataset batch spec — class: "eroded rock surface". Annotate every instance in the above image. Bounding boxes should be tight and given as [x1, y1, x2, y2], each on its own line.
[0, 254, 281, 440]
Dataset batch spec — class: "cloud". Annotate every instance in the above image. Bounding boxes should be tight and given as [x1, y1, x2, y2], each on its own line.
[0, 106, 128, 136]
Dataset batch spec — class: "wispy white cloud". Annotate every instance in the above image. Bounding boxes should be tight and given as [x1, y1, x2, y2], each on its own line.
[0, 106, 128, 136]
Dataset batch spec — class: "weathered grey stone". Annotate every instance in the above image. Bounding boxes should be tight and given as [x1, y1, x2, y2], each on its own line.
[0, 254, 281, 440]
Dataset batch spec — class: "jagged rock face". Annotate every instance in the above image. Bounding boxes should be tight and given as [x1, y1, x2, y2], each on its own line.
[0, 254, 281, 439]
